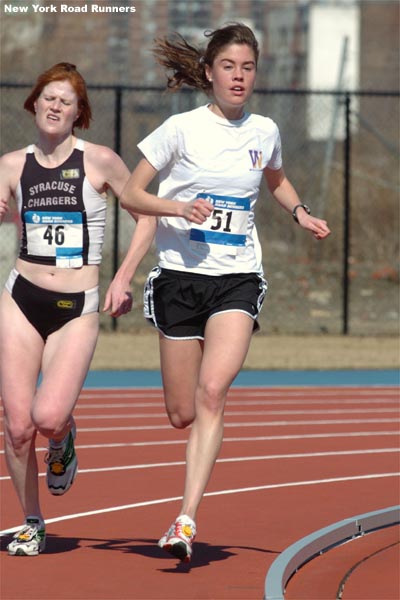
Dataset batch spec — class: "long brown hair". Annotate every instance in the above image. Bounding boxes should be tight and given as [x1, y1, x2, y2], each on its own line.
[153, 22, 259, 93]
[24, 62, 92, 129]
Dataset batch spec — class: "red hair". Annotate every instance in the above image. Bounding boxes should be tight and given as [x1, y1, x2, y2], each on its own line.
[24, 62, 92, 129]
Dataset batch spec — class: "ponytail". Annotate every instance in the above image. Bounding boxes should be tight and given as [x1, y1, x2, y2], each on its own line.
[152, 34, 210, 92]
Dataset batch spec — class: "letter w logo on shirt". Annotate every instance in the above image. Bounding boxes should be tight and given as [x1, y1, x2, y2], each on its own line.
[249, 150, 263, 169]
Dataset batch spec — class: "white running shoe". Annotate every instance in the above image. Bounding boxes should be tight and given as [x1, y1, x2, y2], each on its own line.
[7, 517, 46, 556]
[45, 423, 78, 495]
[159, 515, 196, 562]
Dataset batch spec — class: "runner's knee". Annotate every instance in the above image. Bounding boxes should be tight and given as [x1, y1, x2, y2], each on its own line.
[31, 402, 70, 439]
[196, 380, 227, 415]
[4, 419, 35, 454]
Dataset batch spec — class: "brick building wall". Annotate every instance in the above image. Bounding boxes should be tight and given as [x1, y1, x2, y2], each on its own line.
[1, 0, 398, 91]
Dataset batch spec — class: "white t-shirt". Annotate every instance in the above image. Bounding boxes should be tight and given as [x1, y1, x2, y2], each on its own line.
[138, 104, 282, 275]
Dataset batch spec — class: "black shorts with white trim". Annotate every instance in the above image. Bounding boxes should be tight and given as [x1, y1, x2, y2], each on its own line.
[144, 266, 267, 340]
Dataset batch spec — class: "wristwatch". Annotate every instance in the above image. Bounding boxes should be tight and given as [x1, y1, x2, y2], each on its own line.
[292, 203, 311, 223]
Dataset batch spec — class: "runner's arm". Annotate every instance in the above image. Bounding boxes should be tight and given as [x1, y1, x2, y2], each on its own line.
[264, 166, 331, 240]
[120, 158, 213, 224]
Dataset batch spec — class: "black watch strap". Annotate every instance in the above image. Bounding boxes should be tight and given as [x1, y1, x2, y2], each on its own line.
[292, 203, 311, 223]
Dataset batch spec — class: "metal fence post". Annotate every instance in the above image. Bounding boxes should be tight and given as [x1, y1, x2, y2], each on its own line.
[342, 92, 351, 335]
[111, 86, 123, 331]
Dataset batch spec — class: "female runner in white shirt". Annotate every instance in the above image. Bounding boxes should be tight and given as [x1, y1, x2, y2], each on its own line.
[119, 23, 331, 563]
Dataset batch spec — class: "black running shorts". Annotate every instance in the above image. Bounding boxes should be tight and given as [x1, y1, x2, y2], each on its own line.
[144, 266, 267, 340]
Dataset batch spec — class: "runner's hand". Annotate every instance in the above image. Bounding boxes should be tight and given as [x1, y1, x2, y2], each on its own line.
[103, 279, 133, 317]
[298, 213, 331, 240]
[0, 198, 8, 224]
[181, 198, 214, 224]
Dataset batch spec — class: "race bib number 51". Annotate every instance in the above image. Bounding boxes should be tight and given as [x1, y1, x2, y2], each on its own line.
[25, 211, 84, 268]
[190, 193, 250, 254]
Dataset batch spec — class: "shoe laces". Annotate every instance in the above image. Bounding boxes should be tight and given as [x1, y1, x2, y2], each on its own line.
[44, 445, 65, 466]
[14, 523, 40, 542]
[174, 519, 195, 542]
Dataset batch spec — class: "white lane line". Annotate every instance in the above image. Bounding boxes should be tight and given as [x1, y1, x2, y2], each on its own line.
[2, 401, 399, 415]
[1, 411, 398, 426]
[1, 472, 398, 536]
[1, 397, 398, 413]
[10, 408, 395, 420]
[75, 397, 400, 410]
[0, 448, 398, 481]
[2, 418, 397, 436]
[1, 430, 398, 455]
[77, 388, 399, 398]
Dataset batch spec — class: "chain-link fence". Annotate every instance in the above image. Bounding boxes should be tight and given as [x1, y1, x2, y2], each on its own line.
[1, 85, 398, 336]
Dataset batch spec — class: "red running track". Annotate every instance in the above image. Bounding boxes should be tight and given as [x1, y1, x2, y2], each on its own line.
[1, 385, 399, 600]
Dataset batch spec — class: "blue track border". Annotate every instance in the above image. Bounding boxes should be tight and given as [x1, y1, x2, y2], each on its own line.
[83, 369, 399, 389]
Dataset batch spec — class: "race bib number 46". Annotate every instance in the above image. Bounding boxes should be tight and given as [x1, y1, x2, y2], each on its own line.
[25, 211, 84, 268]
[190, 193, 250, 254]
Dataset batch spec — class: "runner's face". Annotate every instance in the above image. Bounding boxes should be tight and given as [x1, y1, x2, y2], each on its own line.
[206, 44, 257, 118]
[34, 80, 80, 136]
